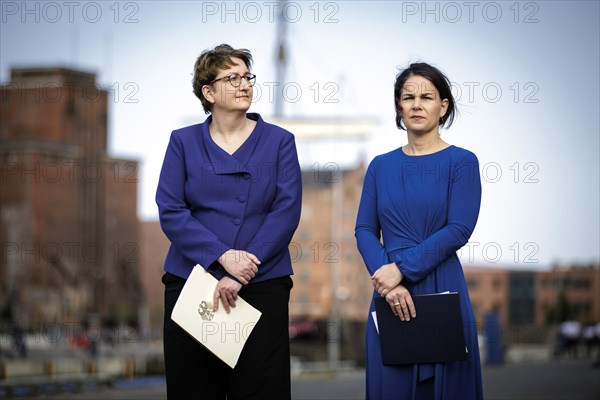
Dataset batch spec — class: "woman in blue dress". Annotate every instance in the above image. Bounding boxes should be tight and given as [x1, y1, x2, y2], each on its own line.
[355, 62, 483, 399]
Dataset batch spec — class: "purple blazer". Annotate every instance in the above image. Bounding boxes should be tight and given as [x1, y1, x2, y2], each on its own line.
[156, 113, 302, 283]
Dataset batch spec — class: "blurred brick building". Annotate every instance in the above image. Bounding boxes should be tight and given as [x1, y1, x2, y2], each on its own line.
[289, 166, 371, 321]
[465, 264, 600, 341]
[139, 220, 169, 335]
[0, 67, 141, 329]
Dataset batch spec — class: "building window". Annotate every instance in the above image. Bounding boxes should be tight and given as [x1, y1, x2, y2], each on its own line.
[3, 152, 16, 163]
[298, 292, 309, 304]
[67, 95, 75, 115]
[565, 278, 591, 288]
[493, 278, 501, 290]
[298, 272, 309, 283]
[467, 279, 479, 289]
[571, 303, 591, 318]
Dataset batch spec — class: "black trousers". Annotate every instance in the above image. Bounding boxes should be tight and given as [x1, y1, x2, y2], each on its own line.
[163, 272, 293, 400]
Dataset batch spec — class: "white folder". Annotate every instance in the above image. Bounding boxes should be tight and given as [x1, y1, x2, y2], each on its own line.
[171, 265, 262, 368]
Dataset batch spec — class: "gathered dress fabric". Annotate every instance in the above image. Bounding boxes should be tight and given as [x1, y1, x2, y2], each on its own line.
[355, 145, 484, 400]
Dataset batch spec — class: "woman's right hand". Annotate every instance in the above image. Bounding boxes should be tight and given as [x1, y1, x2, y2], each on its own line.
[371, 262, 403, 297]
[218, 249, 260, 284]
[385, 284, 416, 322]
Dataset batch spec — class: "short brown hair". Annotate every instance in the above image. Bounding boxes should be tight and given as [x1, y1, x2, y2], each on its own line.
[192, 44, 253, 114]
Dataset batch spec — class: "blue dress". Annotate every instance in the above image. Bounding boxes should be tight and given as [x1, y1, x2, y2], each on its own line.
[355, 145, 483, 400]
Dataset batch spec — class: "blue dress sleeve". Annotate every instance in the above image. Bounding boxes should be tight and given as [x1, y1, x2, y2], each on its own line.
[246, 133, 302, 265]
[395, 151, 482, 282]
[155, 131, 230, 271]
[355, 158, 391, 276]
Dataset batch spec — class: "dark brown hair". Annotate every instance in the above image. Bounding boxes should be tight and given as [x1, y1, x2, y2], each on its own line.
[394, 62, 456, 130]
[192, 44, 253, 114]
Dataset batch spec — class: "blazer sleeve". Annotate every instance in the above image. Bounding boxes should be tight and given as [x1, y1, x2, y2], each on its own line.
[355, 158, 391, 276]
[156, 131, 230, 271]
[246, 133, 302, 265]
[394, 152, 482, 282]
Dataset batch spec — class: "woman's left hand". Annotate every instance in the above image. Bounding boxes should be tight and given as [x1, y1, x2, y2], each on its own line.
[213, 276, 243, 314]
[371, 263, 403, 297]
[385, 284, 416, 321]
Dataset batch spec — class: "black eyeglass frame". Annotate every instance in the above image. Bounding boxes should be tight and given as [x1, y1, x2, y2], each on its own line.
[207, 73, 257, 88]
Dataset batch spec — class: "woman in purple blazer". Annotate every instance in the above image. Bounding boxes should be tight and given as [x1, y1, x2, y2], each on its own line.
[156, 44, 302, 399]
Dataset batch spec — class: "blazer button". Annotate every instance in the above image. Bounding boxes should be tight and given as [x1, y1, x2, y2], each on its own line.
[243, 173, 250, 180]
[238, 195, 246, 203]
[233, 218, 241, 226]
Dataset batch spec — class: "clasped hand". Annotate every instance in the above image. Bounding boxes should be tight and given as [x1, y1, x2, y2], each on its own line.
[372, 263, 416, 321]
[218, 249, 260, 285]
[213, 249, 260, 314]
[384, 285, 416, 321]
[213, 276, 242, 314]
[371, 262, 402, 297]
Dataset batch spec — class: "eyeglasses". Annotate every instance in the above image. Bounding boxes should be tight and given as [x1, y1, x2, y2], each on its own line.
[208, 73, 256, 88]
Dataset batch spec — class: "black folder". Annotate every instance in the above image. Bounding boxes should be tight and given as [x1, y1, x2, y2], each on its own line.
[374, 292, 468, 365]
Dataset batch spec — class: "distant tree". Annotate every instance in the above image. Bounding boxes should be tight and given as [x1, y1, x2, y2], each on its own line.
[546, 289, 570, 324]
[0, 288, 15, 322]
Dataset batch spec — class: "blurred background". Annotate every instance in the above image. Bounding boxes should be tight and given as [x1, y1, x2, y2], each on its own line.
[1, 1, 599, 398]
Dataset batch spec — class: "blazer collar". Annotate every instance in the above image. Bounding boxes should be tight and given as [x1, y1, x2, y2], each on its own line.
[201, 113, 264, 175]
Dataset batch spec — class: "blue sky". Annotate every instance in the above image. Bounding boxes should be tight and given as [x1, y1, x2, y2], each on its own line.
[2, 1, 599, 268]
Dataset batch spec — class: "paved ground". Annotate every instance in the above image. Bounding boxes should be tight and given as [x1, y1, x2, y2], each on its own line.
[4, 359, 598, 399]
